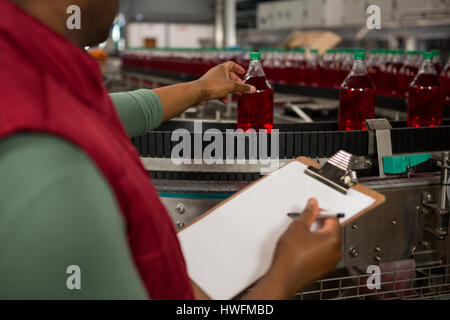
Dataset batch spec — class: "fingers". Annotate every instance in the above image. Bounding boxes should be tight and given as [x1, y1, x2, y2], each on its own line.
[318, 218, 342, 263]
[233, 82, 256, 94]
[315, 218, 342, 254]
[219, 97, 230, 104]
[298, 198, 319, 228]
[316, 218, 341, 234]
[223, 61, 246, 76]
[229, 71, 244, 84]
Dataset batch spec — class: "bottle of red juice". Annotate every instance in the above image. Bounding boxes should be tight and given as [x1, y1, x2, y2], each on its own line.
[237, 52, 274, 131]
[338, 51, 375, 131]
[407, 51, 444, 128]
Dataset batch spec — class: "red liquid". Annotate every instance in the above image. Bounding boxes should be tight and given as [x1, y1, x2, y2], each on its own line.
[328, 60, 342, 88]
[262, 59, 274, 82]
[442, 66, 450, 104]
[368, 65, 381, 94]
[407, 74, 443, 127]
[272, 65, 286, 84]
[379, 59, 392, 95]
[434, 63, 442, 75]
[296, 61, 307, 86]
[284, 59, 295, 84]
[398, 65, 418, 98]
[319, 60, 332, 87]
[286, 60, 306, 86]
[306, 64, 321, 87]
[339, 75, 375, 131]
[237, 76, 274, 131]
[386, 62, 404, 96]
[339, 59, 353, 86]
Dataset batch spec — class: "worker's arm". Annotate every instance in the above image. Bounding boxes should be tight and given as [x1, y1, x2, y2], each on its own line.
[0, 134, 148, 299]
[110, 89, 164, 137]
[153, 61, 256, 122]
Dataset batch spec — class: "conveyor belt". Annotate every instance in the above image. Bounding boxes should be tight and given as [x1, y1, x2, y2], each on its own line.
[132, 120, 450, 160]
[131, 120, 450, 182]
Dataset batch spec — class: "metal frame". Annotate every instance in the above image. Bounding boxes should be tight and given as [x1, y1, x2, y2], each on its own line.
[295, 264, 450, 300]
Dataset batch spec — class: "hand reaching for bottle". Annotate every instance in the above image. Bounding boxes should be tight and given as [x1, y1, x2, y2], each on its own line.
[153, 61, 257, 122]
[196, 61, 256, 105]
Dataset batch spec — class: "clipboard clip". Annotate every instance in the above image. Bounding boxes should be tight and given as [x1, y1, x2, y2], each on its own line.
[304, 150, 358, 195]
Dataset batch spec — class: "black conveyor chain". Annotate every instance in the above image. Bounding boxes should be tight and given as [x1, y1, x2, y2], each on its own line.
[131, 121, 450, 182]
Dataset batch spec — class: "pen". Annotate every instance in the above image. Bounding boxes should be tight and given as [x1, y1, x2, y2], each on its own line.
[287, 213, 345, 219]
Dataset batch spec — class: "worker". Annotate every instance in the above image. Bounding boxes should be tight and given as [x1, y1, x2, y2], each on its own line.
[0, 0, 342, 299]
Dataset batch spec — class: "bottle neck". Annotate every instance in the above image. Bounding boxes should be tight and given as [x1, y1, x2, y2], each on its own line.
[419, 58, 437, 75]
[247, 59, 266, 77]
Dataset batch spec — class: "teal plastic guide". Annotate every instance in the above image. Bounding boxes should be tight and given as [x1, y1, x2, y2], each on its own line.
[383, 153, 431, 174]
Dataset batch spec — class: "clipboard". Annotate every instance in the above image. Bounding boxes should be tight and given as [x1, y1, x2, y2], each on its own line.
[178, 151, 385, 300]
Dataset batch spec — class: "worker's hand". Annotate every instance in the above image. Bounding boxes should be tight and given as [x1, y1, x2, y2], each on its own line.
[265, 198, 342, 299]
[195, 61, 256, 105]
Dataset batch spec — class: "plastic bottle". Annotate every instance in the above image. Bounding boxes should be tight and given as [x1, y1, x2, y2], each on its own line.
[432, 50, 443, 75]
[338, 51, 375, 131]
[379, 49, 394, 95]
[339, 49, 355, 85]
[367, 49, 381, 93]
[386, 49, 404, 96]
[237, 52, 274, 131]
[293, 48, 307, 85]
[398, 51, 420, 98]
[272, 48, 287, 84]
[284, 49, 295, 85]
[320, 49, 335, 87]
[441, 57, 450, 104]
[407, 51, 444, 127]
[328, 49, 344, 88]
[261, 48, 274, 82]
[306, 49, 321, 86]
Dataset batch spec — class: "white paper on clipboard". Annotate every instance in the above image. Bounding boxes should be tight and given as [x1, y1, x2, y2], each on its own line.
[177, 161, 376, 300]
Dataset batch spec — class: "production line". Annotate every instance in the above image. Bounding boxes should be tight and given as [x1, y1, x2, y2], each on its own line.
[2, 0, 450, 304]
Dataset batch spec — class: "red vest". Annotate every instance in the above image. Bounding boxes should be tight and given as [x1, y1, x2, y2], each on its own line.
[0, 0, 194, 300]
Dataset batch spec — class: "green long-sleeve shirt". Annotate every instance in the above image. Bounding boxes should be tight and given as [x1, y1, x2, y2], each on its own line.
[0, 89, 164, 299]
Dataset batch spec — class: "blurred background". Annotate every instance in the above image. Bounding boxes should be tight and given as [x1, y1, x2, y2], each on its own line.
[96, 0, 450, 124]
[100, 0, 450, 54]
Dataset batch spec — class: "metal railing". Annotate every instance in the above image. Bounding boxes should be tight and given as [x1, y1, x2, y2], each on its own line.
[296, 264, 450, 300]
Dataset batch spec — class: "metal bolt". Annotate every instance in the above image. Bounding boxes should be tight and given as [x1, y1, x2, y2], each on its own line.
[175, 221, 185, 229]
[349, 247, 359, 257]
[175, 204, 186, 215]
[374, 256, 382, 262]
[423, 192, 433, 204]
[392, 220, 397, 226]
[421, 241, 431, 249]
[352, 223, 358, 230]
[374, 246, 381, 252]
